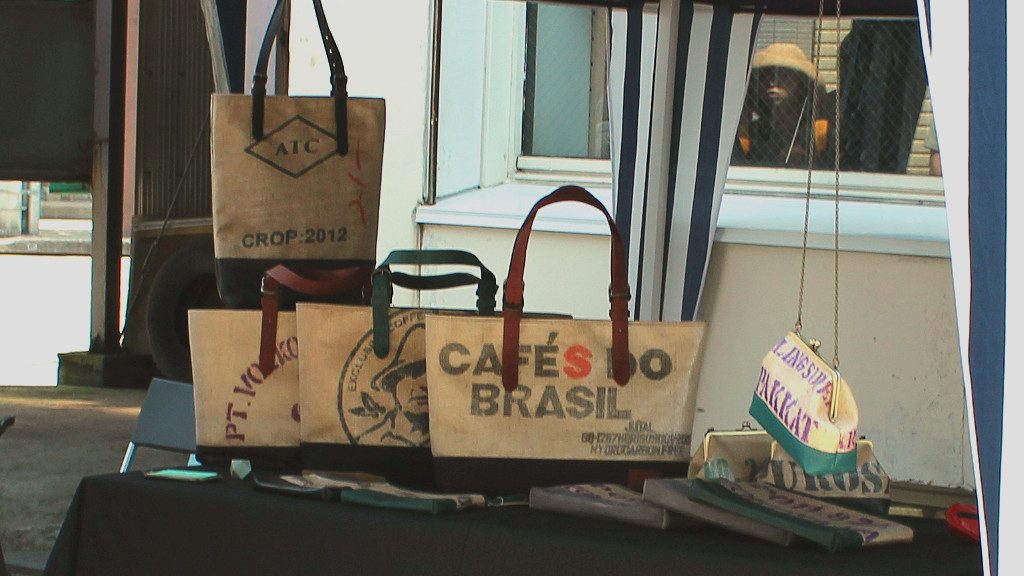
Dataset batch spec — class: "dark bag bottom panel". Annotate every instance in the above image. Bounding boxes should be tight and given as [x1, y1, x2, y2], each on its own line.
[196, 445, 304, 472]
[301, 443, 435, 490]
[433, 457, 690, 496]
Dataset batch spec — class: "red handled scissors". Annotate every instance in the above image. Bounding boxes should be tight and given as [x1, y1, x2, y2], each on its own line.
[946, 503, 981, 542]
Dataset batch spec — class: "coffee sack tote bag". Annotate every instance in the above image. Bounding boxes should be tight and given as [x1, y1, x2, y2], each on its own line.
[190, 309, 303, 469]
[426, 186, 707, 495]
[211, 0, 384, 309]
[297, 250, 498, 488]
[190, 265, 372, 470]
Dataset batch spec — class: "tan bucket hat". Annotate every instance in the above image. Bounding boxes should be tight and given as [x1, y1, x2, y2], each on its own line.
[751, 43, 818, 82]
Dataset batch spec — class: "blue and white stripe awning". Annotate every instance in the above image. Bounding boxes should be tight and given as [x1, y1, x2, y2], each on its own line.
[610, 0, 760, 322]
[917, 1, 1010, 574]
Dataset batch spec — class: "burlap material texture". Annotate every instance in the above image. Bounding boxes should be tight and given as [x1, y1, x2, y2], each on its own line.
[189, 310, 300, 448]
[297, 304, 431, 449]
[426, 315, 706, 461]
[759, 440, 892, 500]
[211, 94, 384, 261]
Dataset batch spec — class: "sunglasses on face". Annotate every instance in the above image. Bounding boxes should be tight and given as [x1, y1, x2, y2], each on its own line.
[754, 67, 811, 90]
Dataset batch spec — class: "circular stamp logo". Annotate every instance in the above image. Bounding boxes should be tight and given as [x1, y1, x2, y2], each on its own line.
[337, 309, 429, 447]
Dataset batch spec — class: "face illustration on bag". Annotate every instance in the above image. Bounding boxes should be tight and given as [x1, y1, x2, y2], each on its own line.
[337, 310, 430, 448]
[369, 335, 429, 445]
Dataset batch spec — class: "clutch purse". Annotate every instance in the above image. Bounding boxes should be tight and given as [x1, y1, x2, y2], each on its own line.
[691, 423, 891, 514]
[750, 332, 858, 475]
[758, 437, 891, 514]
[749, 13, 860, 475]
[688, 422, 771, 481]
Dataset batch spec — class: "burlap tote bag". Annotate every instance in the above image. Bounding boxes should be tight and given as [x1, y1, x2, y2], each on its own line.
[190, 265, 371, 470]
[426, 186, 707, 495]
[211, 0, 384, 308]
[190, 309, 303, 469]
[297, 250, 498, 488]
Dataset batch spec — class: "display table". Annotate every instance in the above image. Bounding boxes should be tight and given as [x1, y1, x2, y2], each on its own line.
[44, 473, 981, 576]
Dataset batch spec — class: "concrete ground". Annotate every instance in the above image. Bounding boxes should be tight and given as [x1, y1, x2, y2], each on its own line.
[0, 386, 185, 558]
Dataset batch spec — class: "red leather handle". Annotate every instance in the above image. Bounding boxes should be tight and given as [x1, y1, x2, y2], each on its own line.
[501, 186, 631, 391]
[263, 265, 373, 297]
[259, 265, 372, 375]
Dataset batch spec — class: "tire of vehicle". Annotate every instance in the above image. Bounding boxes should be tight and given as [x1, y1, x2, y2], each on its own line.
[146, 239, 221, 383]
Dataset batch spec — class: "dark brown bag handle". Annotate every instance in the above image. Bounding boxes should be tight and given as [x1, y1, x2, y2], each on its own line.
[251, 0, 349, 155]
[501, 186, 631, 391]
[259, 264, 372, 375]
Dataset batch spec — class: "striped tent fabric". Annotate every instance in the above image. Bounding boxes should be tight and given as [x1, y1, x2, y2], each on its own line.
[612, 1, 1016, 574]
[608, 1, 761, 322]
[916, 0, 1012, 574]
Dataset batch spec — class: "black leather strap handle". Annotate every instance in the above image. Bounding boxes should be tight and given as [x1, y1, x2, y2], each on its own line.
[251, 0, 349, 155]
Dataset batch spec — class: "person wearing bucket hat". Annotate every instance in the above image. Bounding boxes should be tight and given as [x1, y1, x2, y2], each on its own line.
[733, 43, 832, 168]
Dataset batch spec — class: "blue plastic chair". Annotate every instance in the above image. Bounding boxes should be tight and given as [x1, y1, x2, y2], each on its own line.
[119, 378, 198, 473]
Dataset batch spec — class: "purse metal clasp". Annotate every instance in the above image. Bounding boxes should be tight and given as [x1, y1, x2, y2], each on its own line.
[807, 338, 822, 355]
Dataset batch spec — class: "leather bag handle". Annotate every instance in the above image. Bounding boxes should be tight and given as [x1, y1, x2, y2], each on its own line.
[251, 0, 349, 155]
[259, 264, 372, 375]
[371, 250, 498, 358]
[501, 186, 631, 392]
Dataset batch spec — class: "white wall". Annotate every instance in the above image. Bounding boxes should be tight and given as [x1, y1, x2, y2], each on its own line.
[422, 224, 973, 489]
[695, 242, 971, 488]
[288, 1, 432, 286]
[244, 1, 280, 94]
[420, 224, 612, 317]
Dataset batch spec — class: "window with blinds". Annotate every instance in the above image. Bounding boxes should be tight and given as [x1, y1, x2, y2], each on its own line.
[736, 17, 937, 178]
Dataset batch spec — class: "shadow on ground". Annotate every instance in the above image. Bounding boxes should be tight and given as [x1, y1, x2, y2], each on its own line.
[0, 386, 186, 555]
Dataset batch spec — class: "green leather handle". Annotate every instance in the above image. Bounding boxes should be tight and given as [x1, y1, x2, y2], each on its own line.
[389, 271, 482, 291]
[372, 250, 498, 358]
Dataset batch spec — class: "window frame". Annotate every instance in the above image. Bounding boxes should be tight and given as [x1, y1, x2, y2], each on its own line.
[476, 2, 944, 205]
[480, 2, 612, 188]
[423, 2, 948, 258]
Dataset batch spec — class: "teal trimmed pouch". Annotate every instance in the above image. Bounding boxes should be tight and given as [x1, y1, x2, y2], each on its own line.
[750, 332, 858, 476]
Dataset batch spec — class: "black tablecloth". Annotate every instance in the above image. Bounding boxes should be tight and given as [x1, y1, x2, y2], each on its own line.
[44, 473, 982, 576]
